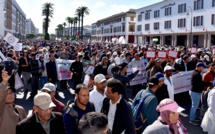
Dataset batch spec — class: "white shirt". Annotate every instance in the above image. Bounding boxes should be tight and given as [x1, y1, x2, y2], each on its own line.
[108, 95, 122, 132]
[164, 76, 174, 100]
[89, 88, 106, 113]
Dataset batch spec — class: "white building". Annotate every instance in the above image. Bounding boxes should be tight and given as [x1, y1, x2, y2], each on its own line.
[0, 0, 26, 39]
[35, 28, 39, 34]
[91, 9, 136, 44]
[26, 18, 36, 34]
[135, 0, 215, 47]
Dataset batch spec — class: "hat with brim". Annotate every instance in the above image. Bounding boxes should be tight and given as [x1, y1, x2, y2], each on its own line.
[164, 66, 174, 72]
[157, 99, 185, 113]
[34, 92, 56, 110]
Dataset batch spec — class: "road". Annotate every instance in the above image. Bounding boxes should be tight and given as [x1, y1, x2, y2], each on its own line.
[15, 88, 207, 134]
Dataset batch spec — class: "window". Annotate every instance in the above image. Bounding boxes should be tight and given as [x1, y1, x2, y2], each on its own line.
[178, 3, 186, 13]
[154, 22, 159, 30]
[122, 25, 125, 32]
[212, 14, 215, 25]
[130, 17, 134, 21]
[137, 25, 142, 31]
[165, 7, 171, 16]
[178, 18, 186, 27]
[194, 0, 204, 10]
[129, 25, 135, 32]
[123, 17, 125, 21]
[194, 16, 203, 26]
[164, 20, 171, 29]
[213, 0, 215, 7]
[145, 12, 150, 20]
[154, 10, 160, 18]
[138, 15, 142, 21]
[145, 24, 150, 30]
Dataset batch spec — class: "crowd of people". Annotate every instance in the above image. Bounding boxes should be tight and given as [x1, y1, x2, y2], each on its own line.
[1, 39, 215, 134]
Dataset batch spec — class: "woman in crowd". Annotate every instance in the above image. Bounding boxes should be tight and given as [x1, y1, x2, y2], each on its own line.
[143, 99, 187, 134]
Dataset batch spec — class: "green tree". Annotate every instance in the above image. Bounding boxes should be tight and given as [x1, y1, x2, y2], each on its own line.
[56, 24, 63, 36]
[63, 22, 67, 36]
[42, 2, 54, 34]
[75, 8, 81, 35]
[73, 17, 78, 37]
[77, 6, 89, 40]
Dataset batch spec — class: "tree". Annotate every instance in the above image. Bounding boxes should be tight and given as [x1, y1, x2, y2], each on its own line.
[77, 6, 89, 39]
[63, 22, 67, 36]
[75, 8, 82, 35]
[42, 2, 54, 34]
[66, 17, 71, 36]
[66, 17, 74, 37]
[73, 17, 78, 37]
[56, 24, 63, 36]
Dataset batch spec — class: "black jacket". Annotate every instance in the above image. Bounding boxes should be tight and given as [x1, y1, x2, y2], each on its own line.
[70, 61, 83, 79]
[29, 59, 39, 75]
[93, 62, 109, 76]
[46, 60, 57, 80]
[101, 97, 135, 134]
[187, 60, 198, 71]
[155, 83, 169, 103]
[16, 112, 66, 134]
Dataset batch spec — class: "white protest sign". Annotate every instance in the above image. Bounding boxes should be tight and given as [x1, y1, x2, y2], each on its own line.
[83, 75, 90, 86]
[4, 33, 19, 46]
[127, 67, 147, 86]
[168, 51, 178, 58]
[85, 65, 94, 75]
[158, 51, 166, 58]
[55, 59, 74, 80]
[119, 36, 124, 43]
[15, 73, 24, 90]
[190, 47, 197, 54]
[14, 43, 22, 51]
[111, 38, 116, 43]
[146, 51, 156, 58]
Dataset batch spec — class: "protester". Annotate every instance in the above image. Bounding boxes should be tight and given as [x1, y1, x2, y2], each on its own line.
[143, 99, 187, 134]
[39, 54, 48, 88]
[121, 52, 131, 64]
[78, 112, 109, 134]
[132, 77, 159, 133]
[41, 83, 65, 113]
[0, 70, 27, 134]
[64, 84, 95, 134]
[46, 53, 58, 85]
[16, 92, 66, 134]
[149, 58, 163, 78]
[107, 57, 121, 77]
[202, 63, 215, 91]
[164, 66, 174, 100]
[93, 56, 110, 78]
[89, 74, 107, 112]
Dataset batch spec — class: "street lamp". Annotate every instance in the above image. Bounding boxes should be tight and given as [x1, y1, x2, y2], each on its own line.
[186, 6, 193, 47]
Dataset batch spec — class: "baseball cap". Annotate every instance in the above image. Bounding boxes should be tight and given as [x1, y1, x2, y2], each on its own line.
[164, 66, 174, 72]
[148, 76, 159, 86]
[154, 72, 164, 81]
[196, 62, 206, 68]
[34, 92, 56, 110]
[191, 54, 196, 58]
[94, 74, 106, 83]
[113, 51, 118, 56]
[41, 83, 56, 92]
[156, 99, 185, 113]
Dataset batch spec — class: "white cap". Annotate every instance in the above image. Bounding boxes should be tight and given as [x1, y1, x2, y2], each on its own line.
[164, 66, 174, 72]
[94, 74, 106, 83]
[191, 54, 196, 58]
[113, 51, 118, 56]
[34, 92, 56, 110]
[204, 55, 210, 61]
[41, 83, 56, 92]
[114, 57, 121, 65]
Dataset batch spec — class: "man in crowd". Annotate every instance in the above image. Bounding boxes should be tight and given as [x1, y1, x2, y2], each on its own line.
[89, 74, 107, 113]
[64, 84, 95, 134]
[164, 66, 174, 100]
[0, 69, 27, 134]
[41, 83, 65, 113]
[149, 58, 163, 78]
[179, 55, 189, 71]
[121, 52, 131, 64]
[78, 112, 109, 134]
[16, 92, 66, 134]
[132, 77, 159, 133]
[203, 63, 215, 91]
[101, 78, 135, 134]
[93, 56, 110, 79]
[46, 53, 58, 85]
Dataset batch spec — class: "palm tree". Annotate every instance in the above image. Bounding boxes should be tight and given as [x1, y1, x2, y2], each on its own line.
[66, 17, 71, 36]
[63, 22, 67, 36]
[42, 2, 54, 34]
[76, 8, 82, 35]
[77, 6, 89, 39]
[56, 24, 63, 36]
[73, 17, 78, 37]
[66, 17, 74, 37]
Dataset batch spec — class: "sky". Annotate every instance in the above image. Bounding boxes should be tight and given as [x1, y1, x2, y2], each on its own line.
[17, 0, 162, 34]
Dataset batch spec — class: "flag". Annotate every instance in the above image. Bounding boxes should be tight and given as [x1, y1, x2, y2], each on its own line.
[4, 33, 19, 46]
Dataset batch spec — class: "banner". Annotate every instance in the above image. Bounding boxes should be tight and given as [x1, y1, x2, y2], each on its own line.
[14, 43, 22, 51]
[4, 33, 19, 46]
[146, 51, 156, 58]
[127, 67, 147, 86]
[55, 59, 74, 80]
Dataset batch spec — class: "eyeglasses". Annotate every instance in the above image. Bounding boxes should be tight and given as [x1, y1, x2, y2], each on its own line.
[7, 92, 15, 95]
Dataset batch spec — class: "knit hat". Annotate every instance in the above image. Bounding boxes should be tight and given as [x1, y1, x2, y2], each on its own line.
[154, 72, 164, 81]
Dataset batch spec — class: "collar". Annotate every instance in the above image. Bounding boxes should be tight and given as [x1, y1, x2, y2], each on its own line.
[146, 88, 155, 95]
[109, 95, 122, 105]
[35, 112, 56, 124]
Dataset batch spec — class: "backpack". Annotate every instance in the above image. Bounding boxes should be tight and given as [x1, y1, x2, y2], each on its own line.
[131, 90, 151, 134]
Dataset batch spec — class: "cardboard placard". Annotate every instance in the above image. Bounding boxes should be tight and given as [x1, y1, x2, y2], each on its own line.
[85, 65, 94, 75]
[158, 51, 167, 58]
[146, 51, 156, 58]
[168, 51, 178, 58]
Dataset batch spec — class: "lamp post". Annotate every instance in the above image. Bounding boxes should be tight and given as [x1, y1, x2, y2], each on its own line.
[186, 6, 193, 47]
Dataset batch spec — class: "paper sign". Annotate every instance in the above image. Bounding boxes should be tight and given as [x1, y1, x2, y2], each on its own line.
[146, 51, 156, 58]
[213, 48, 215, 54]
[83, 75, 90, 86]
[14, 43, 22, 51]
[4, 33, 19, 46]
[0, 51, 6, 61]
[55, 59, 74, 80]
[158, 51, 166, 58]
[190, 47, 197, 54]
[168, 51, 178, 58]
[85, 65, 94, 75]
[15, 73, 24, 90]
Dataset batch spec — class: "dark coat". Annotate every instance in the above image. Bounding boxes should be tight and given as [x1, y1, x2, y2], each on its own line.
[16, 112, 66, 134]
[155, 83, 169, 103]
[46, 60, 58, 81]
[101, 97, 136, 134]
[93, 62, 109, 76]
[70, 61, 83, 79]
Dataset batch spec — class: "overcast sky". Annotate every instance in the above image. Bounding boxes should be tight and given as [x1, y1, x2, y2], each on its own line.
[17, 0, 162, 34]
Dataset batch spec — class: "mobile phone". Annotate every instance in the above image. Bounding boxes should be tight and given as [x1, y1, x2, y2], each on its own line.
[4, 61, 14, 75]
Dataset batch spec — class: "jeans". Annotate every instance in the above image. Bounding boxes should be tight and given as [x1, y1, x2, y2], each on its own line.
[189, 91, 202, 121]
[40, 76, 48, 89]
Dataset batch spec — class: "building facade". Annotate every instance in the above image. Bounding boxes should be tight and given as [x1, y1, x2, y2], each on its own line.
[0, 0, 26, 39]
[135, 0, 215, 47]
[91, 9, 136, 44]
[26, 18, 36, 34]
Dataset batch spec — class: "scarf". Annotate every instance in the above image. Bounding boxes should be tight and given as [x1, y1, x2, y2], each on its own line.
[39, 59, 45, 71]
